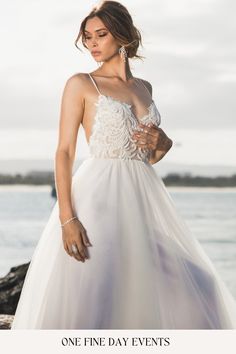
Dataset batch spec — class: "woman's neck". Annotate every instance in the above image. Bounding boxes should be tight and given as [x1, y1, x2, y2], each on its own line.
[95, 53, 133, 82]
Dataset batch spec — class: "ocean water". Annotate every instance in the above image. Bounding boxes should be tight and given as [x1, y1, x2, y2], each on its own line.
[0, 184, 235, 300]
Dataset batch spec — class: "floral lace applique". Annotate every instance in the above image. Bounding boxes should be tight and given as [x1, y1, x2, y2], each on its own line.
[88, 95, 161, 163]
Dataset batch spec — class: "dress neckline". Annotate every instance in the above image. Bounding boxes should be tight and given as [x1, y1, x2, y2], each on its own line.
[96, 93, 155, 123]
[88, 73, 155, 123]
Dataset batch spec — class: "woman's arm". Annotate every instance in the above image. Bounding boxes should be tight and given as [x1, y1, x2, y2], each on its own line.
[133, 80, 173, 165]
[55, 74, 85, 224]
[148, 135, 173, 165]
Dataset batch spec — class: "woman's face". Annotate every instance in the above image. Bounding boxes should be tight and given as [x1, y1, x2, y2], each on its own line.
[84, 16, 119, 62]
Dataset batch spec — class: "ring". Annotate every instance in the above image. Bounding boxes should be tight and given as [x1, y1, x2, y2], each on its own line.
[71, 244, 79, 254]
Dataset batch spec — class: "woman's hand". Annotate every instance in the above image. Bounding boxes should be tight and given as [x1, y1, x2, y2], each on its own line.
[61, 218, 92, 262]
[132, 123, 173, 163]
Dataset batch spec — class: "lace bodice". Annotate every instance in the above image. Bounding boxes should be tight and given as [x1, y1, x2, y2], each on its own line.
[87, 74, 161, 163]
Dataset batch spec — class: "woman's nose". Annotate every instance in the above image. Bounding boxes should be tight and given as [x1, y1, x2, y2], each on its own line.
[92, 38, 98, 46]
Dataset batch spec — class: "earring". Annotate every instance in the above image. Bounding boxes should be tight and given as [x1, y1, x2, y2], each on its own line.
[119, 46, 127, 62]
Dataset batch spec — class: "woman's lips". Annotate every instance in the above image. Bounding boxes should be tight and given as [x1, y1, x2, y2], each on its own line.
[92, 51, 101, 56]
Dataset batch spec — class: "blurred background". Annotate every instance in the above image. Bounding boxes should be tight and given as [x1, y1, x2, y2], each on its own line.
[0, 0, 235, 300]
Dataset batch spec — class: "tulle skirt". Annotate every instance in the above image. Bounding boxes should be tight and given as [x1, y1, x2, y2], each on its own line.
[11, 157, 236, 329]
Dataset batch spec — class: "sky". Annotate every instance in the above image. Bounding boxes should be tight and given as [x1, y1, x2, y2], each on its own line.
[0, 0, 236, 169]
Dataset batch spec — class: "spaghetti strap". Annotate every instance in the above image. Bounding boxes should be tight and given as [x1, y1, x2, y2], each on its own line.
[88, 73, 101, 95]
[136, 78, 151, 97]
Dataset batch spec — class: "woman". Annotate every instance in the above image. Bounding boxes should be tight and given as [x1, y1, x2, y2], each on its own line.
[11, 1, 236, 329]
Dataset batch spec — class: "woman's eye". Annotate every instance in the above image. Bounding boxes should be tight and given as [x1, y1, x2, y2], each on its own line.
[84, 33, 107, 40]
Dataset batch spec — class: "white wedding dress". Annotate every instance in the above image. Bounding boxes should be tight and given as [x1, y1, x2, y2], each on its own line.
[11, 73, 236, 329]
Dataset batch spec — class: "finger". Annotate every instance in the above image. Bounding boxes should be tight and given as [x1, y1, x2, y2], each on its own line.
[81, 229, 93, 247]
[71, 241, 87, 261]
[136, 139, 147, 146]
[132, 131, 149, 142]
[134, 134, 148, 145]
[144, 127, 160, 139]
[133, 128, 158, 140]
[77, 220, 93, 247]
[139, 122, 156, 128]
[136, 137, 156, 149]
[68, 243, 77, 257]
[132, 128, 158, 149]
[81, 241, 90, 259]
[139, 133, 161, 149]
[73, 253, 85, 262]
[136, 141, 148, 149]
[77, 245, 88, 260]
[134, 126, 151, 136]
[70, 244, 85, 262]
[138, 123, 158, 132]
[63, 241, 71, 256]
[136, 143, 148, 149]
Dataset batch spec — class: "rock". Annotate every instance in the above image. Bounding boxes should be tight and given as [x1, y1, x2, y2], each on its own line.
[0, 262, 30, 315]
[0, 314, 14, 329]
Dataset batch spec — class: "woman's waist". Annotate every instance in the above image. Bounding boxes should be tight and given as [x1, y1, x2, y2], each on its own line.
[88, 145, 151, 163]
[85, 155, 150, 164]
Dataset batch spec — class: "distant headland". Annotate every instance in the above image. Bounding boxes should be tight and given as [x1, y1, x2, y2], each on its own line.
[0, 171, 236, 196]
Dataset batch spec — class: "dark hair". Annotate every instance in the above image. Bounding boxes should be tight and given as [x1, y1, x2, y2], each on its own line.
[74, 0, 144, 60]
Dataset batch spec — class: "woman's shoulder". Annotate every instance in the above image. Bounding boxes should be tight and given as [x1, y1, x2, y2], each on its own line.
[61, 73, 93, 99]
[135, 77, 153, 96]
[64, 72, 90, 86]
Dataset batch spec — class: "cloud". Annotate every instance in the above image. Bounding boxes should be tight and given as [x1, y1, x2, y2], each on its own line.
[0, 0, 235, 162]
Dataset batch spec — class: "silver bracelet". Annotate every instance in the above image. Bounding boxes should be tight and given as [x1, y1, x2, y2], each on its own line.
[61, 216, 78, 228]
